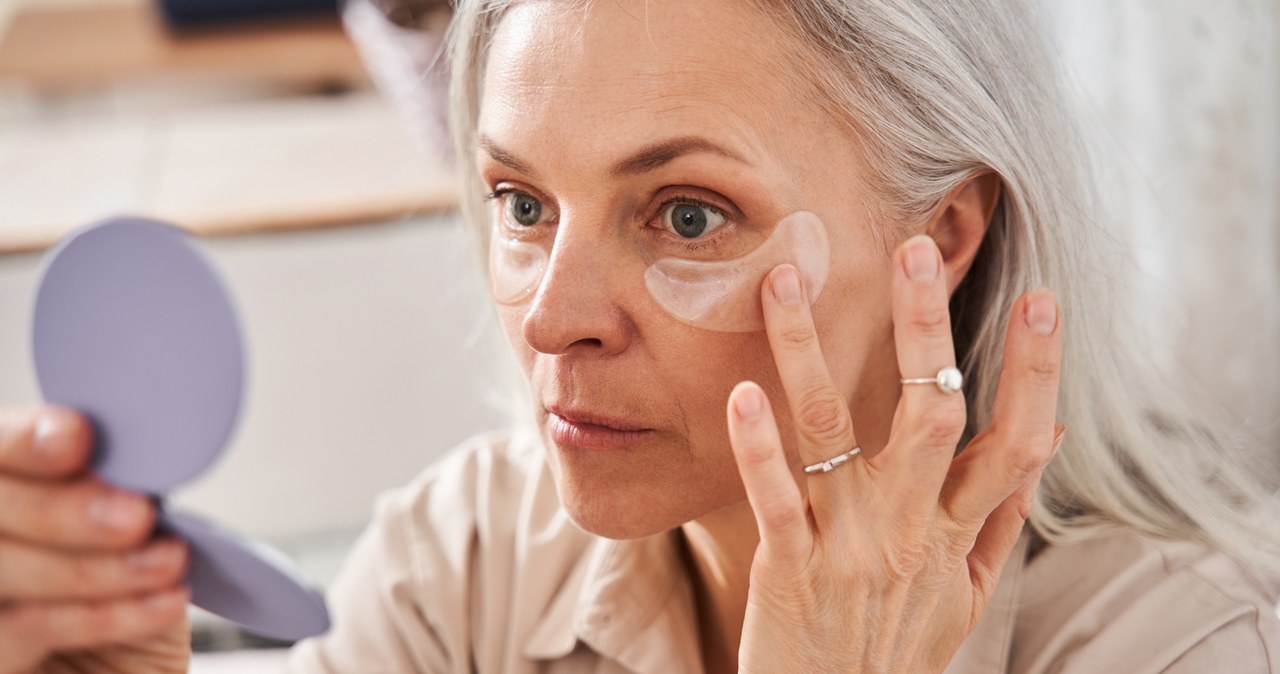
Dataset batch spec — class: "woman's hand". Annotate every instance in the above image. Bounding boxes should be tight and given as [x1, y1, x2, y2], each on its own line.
[0, 406, 191, 674]
[729, 235, 1064, 673]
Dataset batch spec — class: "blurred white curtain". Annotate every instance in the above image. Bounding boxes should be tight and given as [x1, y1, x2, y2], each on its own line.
[1047, 1, 1280, 451]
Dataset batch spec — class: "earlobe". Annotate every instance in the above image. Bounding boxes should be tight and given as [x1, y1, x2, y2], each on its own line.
[925, 171, 1002, 294]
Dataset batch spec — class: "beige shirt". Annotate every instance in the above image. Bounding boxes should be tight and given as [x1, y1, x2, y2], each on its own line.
[285, 431, 1280, 673]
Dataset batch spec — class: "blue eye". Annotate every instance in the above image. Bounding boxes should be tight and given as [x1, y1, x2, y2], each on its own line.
[508, 192, 542, 227]
[662, 200, 727, 239]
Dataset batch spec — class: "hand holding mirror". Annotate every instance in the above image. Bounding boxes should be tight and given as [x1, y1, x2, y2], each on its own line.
[30, 216, 330, 642]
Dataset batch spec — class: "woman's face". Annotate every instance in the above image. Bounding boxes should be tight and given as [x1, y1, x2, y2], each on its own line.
[477, 0, 902, 538]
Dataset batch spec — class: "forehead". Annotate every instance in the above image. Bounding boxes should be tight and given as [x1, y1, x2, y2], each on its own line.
[478, 0, 810, 165]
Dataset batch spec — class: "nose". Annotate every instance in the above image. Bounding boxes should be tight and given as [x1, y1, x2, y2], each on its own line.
[520, 224, 634, 356]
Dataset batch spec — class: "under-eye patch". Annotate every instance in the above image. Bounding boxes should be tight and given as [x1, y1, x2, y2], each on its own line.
[644, 210, 830, 332]
[489, 233, 549, 306]
[487, 210, 830, 333]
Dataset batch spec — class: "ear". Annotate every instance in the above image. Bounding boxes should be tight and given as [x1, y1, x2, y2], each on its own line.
[925, 171, 1002, 295]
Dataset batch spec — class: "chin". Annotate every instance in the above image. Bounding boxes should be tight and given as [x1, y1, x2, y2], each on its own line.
[542, 442, 701, 540]
[554, 473, 685, 540]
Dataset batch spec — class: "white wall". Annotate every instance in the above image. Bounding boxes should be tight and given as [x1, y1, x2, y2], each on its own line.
[0, 213, 509, 541]
[1046, 0, 1280, 450]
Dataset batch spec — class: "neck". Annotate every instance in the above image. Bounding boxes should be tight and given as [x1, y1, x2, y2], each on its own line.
[679, 499, 760, 674]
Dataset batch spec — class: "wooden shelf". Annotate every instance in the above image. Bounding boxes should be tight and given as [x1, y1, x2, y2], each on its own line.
[0, 91, 459, 253]
[0, 2, 370, 91]
[0, 2, 458, 253]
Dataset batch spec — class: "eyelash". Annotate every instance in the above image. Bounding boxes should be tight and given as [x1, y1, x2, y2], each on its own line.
[482, 188, 733, 253]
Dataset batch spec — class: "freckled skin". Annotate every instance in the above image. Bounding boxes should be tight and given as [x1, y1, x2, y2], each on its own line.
[477, 0, 903, 539]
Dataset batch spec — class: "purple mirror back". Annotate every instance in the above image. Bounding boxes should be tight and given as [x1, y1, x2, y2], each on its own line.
[30, 216, 329, 641]
[32, 217, 242, 494]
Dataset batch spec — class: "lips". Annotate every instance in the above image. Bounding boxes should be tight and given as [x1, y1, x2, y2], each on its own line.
[544, 404, 656, 450]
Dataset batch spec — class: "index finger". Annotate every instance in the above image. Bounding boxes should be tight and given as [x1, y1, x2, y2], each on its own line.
[0, 407, 93, 479]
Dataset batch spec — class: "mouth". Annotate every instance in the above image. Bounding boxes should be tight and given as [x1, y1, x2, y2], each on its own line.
[544, 404, 657, 450]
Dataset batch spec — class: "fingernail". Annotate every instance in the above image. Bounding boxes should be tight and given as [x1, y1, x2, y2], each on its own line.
[903, 235, 939, 283]
[770, 265, 803, 306]
[1026, 291, 1058, 336]
[1052, 424, 1067, 453]
[1018, 478, 1040, 520]
[128, 540, 181, 571]
[734, 384, 764, 420]
[89, 491, 149, 530]
[33, 409, 74, 457]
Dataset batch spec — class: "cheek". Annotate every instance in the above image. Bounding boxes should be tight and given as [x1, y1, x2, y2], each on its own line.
[497, 304, 535, 370]
[810, 237, 897, 399]
[645, 328, 781, 447]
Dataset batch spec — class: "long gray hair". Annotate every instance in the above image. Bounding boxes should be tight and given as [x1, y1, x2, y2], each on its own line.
[444, 0, 1280, 573]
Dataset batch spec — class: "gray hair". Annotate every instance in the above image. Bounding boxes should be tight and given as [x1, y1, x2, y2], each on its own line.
[445, 0, 1280, 572]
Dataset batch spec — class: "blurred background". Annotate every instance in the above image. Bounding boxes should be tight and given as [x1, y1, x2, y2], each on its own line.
[0, 0, 506, 669]
[0, 0, 1275, 670]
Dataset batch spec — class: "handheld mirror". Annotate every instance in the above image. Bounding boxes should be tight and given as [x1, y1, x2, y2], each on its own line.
[30, 216, 330, 642]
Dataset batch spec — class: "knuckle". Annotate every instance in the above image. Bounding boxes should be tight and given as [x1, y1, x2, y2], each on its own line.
[757, 500, 802, 535]
[79, 486, 156, 550]
[737, 441, 778, 472]
[794, 387, 853, 449]
[938, 520, 978, 561]
[918, 399, 968, 447]
[1026, 355, 1061, 388]
[938, 492, 982, 531]
[1007, 440, 1050, 480]
[908, 304, 952, 338]
[880, 540, 926, 584]
[778, 324, 818, 352]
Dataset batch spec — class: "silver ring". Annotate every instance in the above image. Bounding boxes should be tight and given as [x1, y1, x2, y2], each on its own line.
[900, 366, 963, 394]
[803, 446, 862, 474]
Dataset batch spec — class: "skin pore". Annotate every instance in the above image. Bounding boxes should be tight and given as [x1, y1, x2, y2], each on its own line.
[476, 1, 999, 671]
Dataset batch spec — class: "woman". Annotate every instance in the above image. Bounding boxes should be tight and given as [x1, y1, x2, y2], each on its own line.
[1, 1, 1277, 672]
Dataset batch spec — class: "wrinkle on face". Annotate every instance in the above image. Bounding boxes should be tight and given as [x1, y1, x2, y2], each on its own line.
[480, 1, 817, 200]
[476, 0, 891, 539]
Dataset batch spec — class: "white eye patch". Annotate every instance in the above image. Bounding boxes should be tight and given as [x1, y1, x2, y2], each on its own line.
[643, 210, 830, 332]
[489, 235, 548, 305]
[486, 210, 830, 333]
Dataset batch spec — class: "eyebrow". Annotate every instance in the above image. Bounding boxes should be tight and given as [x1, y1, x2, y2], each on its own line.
[476, 134, 752, 181]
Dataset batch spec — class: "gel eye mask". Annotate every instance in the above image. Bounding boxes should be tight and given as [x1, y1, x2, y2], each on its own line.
[487, 210, 830, 332]
[489, 234, 549, 306]
[643, 210, 830, 332]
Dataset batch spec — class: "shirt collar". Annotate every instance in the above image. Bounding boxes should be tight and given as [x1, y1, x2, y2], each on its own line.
[523, 529, 704, 673]
[524, 526, 1030, 674]
[944, 529, 1031, 674]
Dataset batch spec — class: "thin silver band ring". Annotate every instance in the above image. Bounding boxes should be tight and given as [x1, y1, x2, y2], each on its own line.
[803, 446, 862, 474]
